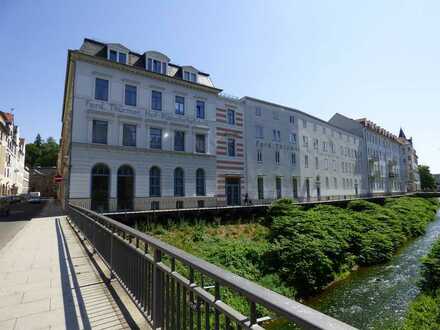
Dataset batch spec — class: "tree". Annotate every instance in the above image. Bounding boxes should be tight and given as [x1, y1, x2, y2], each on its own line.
[25, 134, 59, 168]
[418, 165, 436, 191]
[34, 133, 43, 146]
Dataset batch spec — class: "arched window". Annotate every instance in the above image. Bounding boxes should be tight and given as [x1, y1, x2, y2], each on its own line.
[196, 168, 205, 196]
[117, 165, 134, 211]
[174, 167, 185, 197]
[150, 166, 161, 197]
[91, 163, 110, 212]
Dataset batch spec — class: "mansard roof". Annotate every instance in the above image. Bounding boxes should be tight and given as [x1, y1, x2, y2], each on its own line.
[79, 38, 215, 89]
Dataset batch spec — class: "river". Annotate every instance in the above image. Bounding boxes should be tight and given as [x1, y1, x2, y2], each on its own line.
[306, 212, 440, 329]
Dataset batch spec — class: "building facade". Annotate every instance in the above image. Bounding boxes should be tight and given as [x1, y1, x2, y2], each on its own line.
[0, 112, 28, 196]
[243, 97, 362, 202]
[58, 39, 419, 211]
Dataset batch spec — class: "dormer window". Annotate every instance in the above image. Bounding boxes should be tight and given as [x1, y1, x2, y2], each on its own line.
[108, 49, 127, 64]
[147, 58, 167, 74]
[184, 71, 197, 82]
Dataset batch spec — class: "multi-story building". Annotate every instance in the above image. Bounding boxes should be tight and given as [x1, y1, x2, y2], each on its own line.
[0, 111, 28, 196]
[398, 128, 420, 192]
[243, 97, 362, 202]
[59, 39, 223, 211]
[59, 39, 419, 211]
[330, 114, 405, 195]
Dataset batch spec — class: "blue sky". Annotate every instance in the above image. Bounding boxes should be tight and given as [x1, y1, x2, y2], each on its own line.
[1, 0, 439, 172]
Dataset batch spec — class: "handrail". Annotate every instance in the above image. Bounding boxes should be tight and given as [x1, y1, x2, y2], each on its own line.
[67, 203, 357, 330]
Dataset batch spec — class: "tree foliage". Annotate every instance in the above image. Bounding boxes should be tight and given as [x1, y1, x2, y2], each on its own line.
[25, 134, 59, 168]
[419, 165, 437, 191]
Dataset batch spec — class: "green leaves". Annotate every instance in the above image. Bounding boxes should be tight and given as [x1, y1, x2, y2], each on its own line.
[266, 197, 439, 296]
[25, 134, 59, 168]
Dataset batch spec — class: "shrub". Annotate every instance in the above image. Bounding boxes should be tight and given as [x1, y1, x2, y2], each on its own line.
[420, 239, 440, 293]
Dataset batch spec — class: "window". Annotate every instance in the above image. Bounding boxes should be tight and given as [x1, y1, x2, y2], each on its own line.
[174, 168, 185, 197]
[313, 138, 319, 150]
[273, 130, 281, 142]
[305, 155, 309, 168]
[289, 133, 297, 144]
[175, 96, 185, 115]
[92, 120, 108, 144]
[196, 134, 206, 153]
[118, 53, 127, 64]
[95, 78, 109, 101]
[290, 115, 295, 124]
[257, 150, 262, 162]
[227, 109, 235, 125]
[150, 128, 162, 149]
[303, 119, 307, 128]
[196, 100, 205, 119]
[255, 107, 262, 116]
[334, 177, 338, 189]
[227, 138, 235, 157]
[257, 177, 264, 200]
[151, 90, 162, 111]
[184, 71, 197, 82]
[125, 85, 137, 106]
[275, 151, 280, 164]
[291, 152, 296, 166]
[109, 50, 117, 61]
[256, 126, 264, 138]
[149, 167, 161, 197]
[196, 169, 205, 196]
[315, 157, 319, 169]
[273, 112, 279, 120]
[325, 177, 330, 189]
[276, 177, 282, 199]
[174, 131, 185, 151]
[303, 136, 309, 147]
[148, 59, 166, 74]
[122, 124, 136, 147]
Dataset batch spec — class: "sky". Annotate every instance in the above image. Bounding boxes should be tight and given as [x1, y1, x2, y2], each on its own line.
[1, 0, 439, 172]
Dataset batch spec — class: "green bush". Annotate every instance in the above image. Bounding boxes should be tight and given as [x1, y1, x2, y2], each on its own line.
[266, 197, 439, 296]
[402, 291, 440, 329]
[420, 239, 440, 293]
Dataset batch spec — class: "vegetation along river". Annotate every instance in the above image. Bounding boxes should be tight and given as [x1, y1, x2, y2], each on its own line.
[306, 211, 440, 330]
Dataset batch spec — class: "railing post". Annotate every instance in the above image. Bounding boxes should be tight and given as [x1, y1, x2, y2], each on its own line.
[109, 225, 115, 280]
[152, 248, 163, 329]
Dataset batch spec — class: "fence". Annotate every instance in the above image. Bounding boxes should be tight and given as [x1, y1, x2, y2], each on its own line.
[67, 203, 357, 330]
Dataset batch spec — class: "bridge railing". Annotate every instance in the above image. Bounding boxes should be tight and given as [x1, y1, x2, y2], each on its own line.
[67, 203, 356, 330]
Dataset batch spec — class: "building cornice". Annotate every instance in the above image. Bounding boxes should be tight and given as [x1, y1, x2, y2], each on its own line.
[70, 51, 223, 95]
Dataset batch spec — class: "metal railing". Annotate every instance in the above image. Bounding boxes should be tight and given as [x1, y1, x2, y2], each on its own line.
[67, 203, 357, 330]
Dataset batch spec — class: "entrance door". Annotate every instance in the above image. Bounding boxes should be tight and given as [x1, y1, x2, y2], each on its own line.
[316, 185, 321, 201]
[355, 183, 359, 196]
[292, 177, 298, 199]
[117, 165, 134, 211]
[225, 178, 241, 206]
[91, 164, 110, 212]
[306, 179, 311, 201]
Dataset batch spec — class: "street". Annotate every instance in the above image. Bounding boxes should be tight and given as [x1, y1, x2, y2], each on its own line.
[0, 199, 64, 251]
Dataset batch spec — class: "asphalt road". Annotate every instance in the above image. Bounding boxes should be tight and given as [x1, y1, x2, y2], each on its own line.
[0, 199, 64, 251]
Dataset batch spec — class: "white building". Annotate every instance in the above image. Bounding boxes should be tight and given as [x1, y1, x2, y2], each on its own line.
[330, 114, 405, 195]
[59, 39, 418, 211]
[243, 97, 362, 202]
[0, 112, 28, 196]
[59, 39, 223, 211]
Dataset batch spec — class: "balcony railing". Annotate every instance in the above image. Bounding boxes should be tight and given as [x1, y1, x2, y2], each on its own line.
[67, 203, 356, 330]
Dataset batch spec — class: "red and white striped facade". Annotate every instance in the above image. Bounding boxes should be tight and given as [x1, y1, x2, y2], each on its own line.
[215, 98, 245, 205]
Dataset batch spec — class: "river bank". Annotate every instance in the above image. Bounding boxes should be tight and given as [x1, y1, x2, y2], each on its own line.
[137, 196, 440, 327]
[306, 211, 440, 329]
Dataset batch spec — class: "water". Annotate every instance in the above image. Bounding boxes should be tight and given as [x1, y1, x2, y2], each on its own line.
[306, 212, 440, 330]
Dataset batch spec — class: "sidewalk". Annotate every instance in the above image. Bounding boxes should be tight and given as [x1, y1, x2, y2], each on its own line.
[0, 210, 133, 329]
